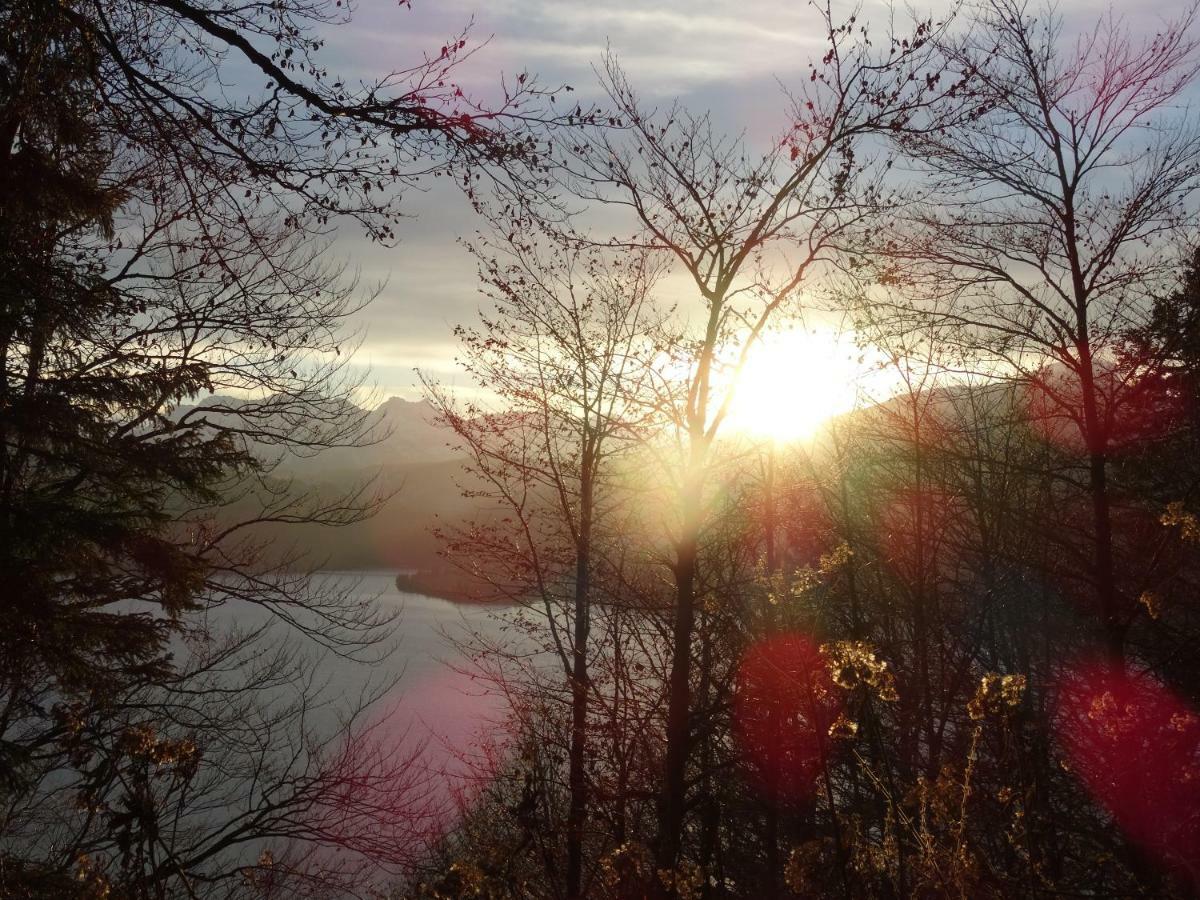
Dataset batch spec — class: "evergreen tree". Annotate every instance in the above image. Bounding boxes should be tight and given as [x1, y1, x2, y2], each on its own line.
[0, 1, 555, 894]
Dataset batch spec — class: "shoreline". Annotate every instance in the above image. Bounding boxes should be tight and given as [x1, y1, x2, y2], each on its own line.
[392, 569, 497, 606]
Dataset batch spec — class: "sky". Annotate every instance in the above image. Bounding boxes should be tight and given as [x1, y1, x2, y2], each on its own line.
[311, 0, 1193, 405]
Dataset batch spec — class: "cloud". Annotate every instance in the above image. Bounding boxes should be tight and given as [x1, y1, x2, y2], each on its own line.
[326, 0, 825, 97]
[313, 0, 1200, 405]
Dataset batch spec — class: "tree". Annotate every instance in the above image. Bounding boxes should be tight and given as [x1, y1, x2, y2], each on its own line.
[553, 6, 955, 880]
[0, 0, 558, 893]
[423, 215, 662, 899]
[879, 0, 1200, 661]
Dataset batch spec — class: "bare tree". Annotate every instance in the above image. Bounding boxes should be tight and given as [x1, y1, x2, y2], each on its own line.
[0, 0, 565, 893]
[552, 6, 955, 879]
[0, 601, 454, 898]
[423, 213, 662, 899]
[879, 0, 1200, 660]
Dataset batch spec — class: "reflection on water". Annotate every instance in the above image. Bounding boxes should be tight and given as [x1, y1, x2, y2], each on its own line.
[196, 571, 523, 841]
[353, 573, 515, 770]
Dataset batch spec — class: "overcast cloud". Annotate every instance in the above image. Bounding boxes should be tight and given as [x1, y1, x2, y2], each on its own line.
[309, 0, 1192, 403]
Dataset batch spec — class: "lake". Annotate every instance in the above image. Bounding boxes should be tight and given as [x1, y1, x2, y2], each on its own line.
[1, 572, 522, 884]
[329, 571, 518, 755]
[253, 571, 522, 764]
[191, 571, 529, 867]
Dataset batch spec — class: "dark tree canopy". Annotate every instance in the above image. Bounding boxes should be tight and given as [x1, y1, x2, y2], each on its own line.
[0, 0, 565, 895]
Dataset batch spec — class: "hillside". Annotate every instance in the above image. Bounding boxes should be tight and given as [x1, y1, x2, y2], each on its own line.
[184, 395, 494, 593]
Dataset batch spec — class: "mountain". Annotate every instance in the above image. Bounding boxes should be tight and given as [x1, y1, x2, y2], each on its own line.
[173, 394, 491, 589]
[272, 396, 461, 479]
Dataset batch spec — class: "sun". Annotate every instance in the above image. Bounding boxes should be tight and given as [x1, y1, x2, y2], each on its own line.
[725, 328, 865, 443]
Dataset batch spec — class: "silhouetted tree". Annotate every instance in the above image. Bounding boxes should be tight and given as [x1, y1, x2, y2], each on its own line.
[554, 7, 957, 883]
[878, 0, 1200, 661]
[424, 215, 662, 899]
[0, 0, 559, 894]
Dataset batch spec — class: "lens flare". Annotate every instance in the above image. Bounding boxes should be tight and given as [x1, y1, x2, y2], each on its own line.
[735, 633, 842, 804]
[1054, 660, 1200, 879]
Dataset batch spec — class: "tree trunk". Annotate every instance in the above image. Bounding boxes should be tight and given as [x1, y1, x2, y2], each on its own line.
[1077, 348, 1123, 662]
[656, 498, 699, 877]
[762, 442, 781, 896]
[657, 304, 720, 892]
[565, 462, 594, 900]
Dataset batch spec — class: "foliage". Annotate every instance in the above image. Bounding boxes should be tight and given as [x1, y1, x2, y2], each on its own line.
[0, 0, 561, 895]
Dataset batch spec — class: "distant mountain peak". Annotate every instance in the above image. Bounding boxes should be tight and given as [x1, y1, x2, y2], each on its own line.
[376, 395, 433, 412]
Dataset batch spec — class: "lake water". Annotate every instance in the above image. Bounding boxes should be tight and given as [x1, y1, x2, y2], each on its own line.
[198, 572, 527, 848]
[339, 571, 518, 754]
[3, 573, 518, 883]
[281, 571, 521, 762]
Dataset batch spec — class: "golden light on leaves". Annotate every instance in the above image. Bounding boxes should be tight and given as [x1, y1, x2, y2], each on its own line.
[1161, 501, 1200, 543]
[783, 541, 855, 601]
[822, 640, 899, 702]
[75, 853, 111, 898]
[600, 842, 652, 890]
[118, 724, 200, 776]
[828, 712, 860, 740]
[656, 861, 705, 900]
[967, 674, 1026, 721]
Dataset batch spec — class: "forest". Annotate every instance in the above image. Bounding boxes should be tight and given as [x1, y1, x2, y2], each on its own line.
[3, 0, 1200, 898]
